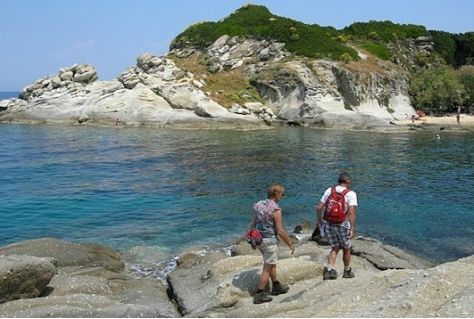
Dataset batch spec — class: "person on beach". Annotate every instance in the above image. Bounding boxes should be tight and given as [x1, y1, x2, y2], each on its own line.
[249, 183, 294, 304]
[316, 172, 357, 280]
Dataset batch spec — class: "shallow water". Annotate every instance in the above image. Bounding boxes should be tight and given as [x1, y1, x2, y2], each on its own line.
[1, 123, 473, 279]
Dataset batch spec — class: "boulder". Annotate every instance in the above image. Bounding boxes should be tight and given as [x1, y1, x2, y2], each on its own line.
[0, 255, 56, 304]
[351, 236, 434, 270]
[0, 238, 124, 272]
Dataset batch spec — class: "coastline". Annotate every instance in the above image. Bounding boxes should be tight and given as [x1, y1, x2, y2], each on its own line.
[2, 114, 474, 132]
[395, 114, 474, 129]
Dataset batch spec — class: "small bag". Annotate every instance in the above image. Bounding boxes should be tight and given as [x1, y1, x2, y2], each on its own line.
[245, 229, 262, 249]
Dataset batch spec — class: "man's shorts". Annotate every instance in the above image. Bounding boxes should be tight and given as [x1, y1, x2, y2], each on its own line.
[258, 238, 278, 265]
[325, 223, 351, 249]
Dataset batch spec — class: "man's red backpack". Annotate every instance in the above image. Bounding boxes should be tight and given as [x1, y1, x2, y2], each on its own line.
[323, 186, 350, 224]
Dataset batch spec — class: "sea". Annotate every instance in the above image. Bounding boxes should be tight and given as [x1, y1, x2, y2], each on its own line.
[0, 91, 19, 99]
[1, 91, 473, 281]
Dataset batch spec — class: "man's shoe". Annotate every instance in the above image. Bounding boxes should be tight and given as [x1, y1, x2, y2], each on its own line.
[323, 267, 338, 280]
[343, 267, 355, 278]
[253, 291, 272, 304]
[271, 282, 289, 295]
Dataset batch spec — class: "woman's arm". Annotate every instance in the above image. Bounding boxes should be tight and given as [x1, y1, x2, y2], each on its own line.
[248, 213, 257, 229]
[273, 210, 294, 254]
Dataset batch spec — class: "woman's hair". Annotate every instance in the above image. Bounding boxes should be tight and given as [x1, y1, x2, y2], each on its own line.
[267, 183, 284, 198]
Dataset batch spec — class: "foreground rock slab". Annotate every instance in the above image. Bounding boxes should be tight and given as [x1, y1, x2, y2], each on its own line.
[0, 238, 180, 318]
[167, 238, 472, 318]
[0, 236, 473, 318]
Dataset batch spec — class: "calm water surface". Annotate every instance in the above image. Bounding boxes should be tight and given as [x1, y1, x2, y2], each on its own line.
[0, 123, 473, 278]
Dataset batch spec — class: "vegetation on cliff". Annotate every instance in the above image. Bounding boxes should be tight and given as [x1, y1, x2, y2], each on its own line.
[169, 4, 474, 114]
[170, 4, 359, 61]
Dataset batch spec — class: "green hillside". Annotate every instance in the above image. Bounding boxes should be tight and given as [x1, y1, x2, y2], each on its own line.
[169, 4, 474, 113]
[170, 4, 359, 62]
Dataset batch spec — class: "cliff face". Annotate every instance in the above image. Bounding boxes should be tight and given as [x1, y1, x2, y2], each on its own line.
[0, 34, 430, 129]
[170, 34, 420, 127]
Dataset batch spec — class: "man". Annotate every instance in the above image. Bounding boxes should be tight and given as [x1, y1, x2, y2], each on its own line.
[316, 172, 357, 280]
[249, 183, 295, 304]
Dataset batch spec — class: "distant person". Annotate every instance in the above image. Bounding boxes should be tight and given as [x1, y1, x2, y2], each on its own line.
[115, 118, 120, 125]
[456, 113, 461, 125]
[249, 183, 294, 304]
[316, 172, 357, 280]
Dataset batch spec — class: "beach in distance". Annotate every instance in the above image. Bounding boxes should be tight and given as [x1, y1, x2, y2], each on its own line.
[396, 113, 474, 128]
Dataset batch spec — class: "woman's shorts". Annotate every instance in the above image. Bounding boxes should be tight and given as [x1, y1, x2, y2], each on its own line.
[258, 238, 278, 265]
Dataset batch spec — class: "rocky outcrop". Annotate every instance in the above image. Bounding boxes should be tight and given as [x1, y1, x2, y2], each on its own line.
[0, 255, 56, 304]
[166, 237, 474, 318]
[0, 236, 473, 318]
[0, 59, 266, 129]
[0, 34, 429, 130]
[176, 35, 418, 128]
[0, 238, 180, 318]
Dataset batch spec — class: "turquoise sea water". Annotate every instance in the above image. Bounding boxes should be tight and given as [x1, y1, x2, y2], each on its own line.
[0, 122, 473, 280]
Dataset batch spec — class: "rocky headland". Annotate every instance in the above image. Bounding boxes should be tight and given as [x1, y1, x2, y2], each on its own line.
[2, 34, 471, 133]
[1, 227, 474, 318]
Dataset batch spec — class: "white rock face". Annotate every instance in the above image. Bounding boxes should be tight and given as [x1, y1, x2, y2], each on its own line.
[0, 36, 418, 129]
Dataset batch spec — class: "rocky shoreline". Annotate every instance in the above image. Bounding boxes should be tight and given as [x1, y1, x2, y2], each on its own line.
[1, 228, 473, 318]
[0, 34, 425, 131]
[1, 34, 473, 134]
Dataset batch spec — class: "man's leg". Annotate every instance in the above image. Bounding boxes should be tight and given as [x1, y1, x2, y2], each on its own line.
[327, 246, 340, 268]
[342, 247, 351, 267]
[342, 247, 355, 278]
[323, 246, 340, 280]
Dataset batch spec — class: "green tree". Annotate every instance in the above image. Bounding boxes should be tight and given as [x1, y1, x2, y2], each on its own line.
[458, 65, 474, 112]
[454, 32, 474, 67]
[430, 30, 456, 66]
[409, 65, 465, 113]
[343, 20, 428, 42]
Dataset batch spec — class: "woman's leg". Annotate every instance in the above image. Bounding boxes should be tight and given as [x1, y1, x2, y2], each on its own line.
[258, 263, 275, 290]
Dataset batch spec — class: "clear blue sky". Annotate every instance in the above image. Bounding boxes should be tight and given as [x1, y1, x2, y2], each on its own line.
[1, 0, 472, 91]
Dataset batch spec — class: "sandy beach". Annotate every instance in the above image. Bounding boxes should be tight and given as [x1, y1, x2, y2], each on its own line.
[396, 114, 474, 129]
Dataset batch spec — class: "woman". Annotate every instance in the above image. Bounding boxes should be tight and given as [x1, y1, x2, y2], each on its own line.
[249, 183, 295, 304]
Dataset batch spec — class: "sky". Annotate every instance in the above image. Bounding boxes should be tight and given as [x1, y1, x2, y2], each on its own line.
[1, 0, 473, 91]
